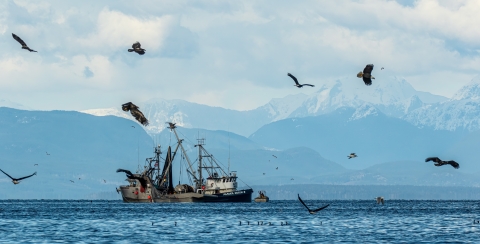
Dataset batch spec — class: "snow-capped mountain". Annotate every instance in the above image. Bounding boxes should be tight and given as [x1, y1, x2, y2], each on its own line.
[290, 76, 445, 118]
[403, 75, 480, 131]
[0, 99, 32, 110]
[80, 76, 447, 136]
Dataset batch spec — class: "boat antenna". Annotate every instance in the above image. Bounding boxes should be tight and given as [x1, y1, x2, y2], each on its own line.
[228, 130, 230, 174]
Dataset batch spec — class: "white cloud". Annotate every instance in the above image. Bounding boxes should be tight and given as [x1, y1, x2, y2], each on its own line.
[0, 0, 479, 111]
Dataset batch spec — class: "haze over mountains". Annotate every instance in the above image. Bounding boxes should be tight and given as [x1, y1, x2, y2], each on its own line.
[2, 75, 480, 199]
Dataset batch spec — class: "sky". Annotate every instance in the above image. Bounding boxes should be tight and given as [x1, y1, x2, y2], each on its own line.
[0, 0, 480, 111]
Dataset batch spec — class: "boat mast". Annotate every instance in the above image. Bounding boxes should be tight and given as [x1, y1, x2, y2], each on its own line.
[166, 122, 199, 185]
[196, 138, 205, 189]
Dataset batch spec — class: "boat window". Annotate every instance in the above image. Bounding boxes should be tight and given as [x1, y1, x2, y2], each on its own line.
[223, 179, 225, 183]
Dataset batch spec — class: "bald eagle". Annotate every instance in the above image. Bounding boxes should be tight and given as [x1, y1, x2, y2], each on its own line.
[287, 73, 314, 88]
[0, 169, 36, 184]
[12, 33, 37, 52]
[298, 194, 329, 214]
[425, 157, 459, 169]
[357, 64, 375, 86]
[116, 168, 147, 188]
[122, 102, 149, 126]
[128, 42, 145, 55]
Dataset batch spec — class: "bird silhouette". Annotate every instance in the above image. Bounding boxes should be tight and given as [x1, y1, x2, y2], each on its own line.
[298, 194, 330, 214]
[347, 153, 357, 159]
[272, 155, 277, 158]
[46, 152, 50, 156]
[128, 42, 145, 55]
[34, 164, 38, 166]
[287, 73, 314, 88]
[425, 157, 459, 169]
[0, 169, 36, 184]
[12, 33, 37, 52]
[70, 180, 74, 183]
[276, 167, 278, 170]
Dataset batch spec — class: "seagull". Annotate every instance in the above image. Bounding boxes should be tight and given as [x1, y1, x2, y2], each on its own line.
[46, 152, 50, 155]
[276, 167, 278, 170]
[298, 194, 330, 214]
[34, 164, 38, 166]
[272, 155, 277, 158]
[70, 180, 74, 183]
[291, 178, 294, 180]
[347, 153, 357, 159]
[381, 67, 384, 70]
[103, 179, 106, 183]
[12, 33, 37, 52]
[128, 42, 145, 55]
[356, 64, 375, 86]
[131, 126, 135, 128]
[0, 169, 37, 184]
[287, 73, 314, 88]
[425, 157, 459, 169]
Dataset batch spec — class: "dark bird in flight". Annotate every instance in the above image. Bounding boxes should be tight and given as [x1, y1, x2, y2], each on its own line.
[0, 169, 36, 184]
[12, 33, 37, 52]
[34, 164, 38, 166]
[116, 168, 147, 188]
[287, 73, 314, 88]
[357, 64, 375, 86]
[276, 167, 278, 170]
[70, 180, 74, 183]
[122, 102, 149, 126]
[381, 67, 384, 70]
[78, 178, 81, 180]
[103, 179, 106, 183]
[376, 196, 385, 204]
[425, 157, 459, 169]
[46, 152, 50, 155]
[272, 155, 277, 158]
[347, 153, 357, 159]
[298, 194, 330, 214]
[131, 126, 135, 128]
[128, 42, 145, 55]
[263, 173, 265, 175]
[291, 178, 294, 180]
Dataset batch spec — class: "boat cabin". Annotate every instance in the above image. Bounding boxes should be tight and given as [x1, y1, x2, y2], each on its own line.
[204, 172, 238, 194]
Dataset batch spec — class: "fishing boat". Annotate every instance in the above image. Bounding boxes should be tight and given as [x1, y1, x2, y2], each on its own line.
[116, 122, 252, 203]
[254, 190, 269, 202]
[155, 122, 253, 203]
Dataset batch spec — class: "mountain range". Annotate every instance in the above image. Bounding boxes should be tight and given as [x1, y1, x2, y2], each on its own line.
[78, 75, 480, 136]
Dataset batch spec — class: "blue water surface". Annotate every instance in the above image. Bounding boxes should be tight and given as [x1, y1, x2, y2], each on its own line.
[1, 200, 479, 243]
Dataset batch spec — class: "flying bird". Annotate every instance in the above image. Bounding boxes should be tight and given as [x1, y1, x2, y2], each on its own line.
[263, 173, 265, 175]
[291, 178, 294, 180]
[103, 179, 106, 183]
[70, 180, 74, 183]
[0, 169, 36, 184]
[287, 73, 314, 88]
[131, 126, 135, 128]
[347, 153, 357, 159]
[12, 33, 37, 52]
[128, 42, 145, 55]
[376, 197, 385, 205]
[425, 157, 459, 169]
[122, 102, 149, 126]
[116, 168, 147, 188]
[272, 155, 277, 158]
[298, 194, 330, 214]
[356, 64, 375, 86]
[46, 152, 50, 156]
[34, 164, 38, 166]
[381, 67, 384, 70]
[276, 167, 278, 170]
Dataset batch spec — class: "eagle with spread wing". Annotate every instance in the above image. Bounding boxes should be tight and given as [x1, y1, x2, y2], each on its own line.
[122, 102, 149, 126]
[298, 194, 330, 214]
[425, 157, 459, 169]
[116, 168, 147, 188]
[0, 169, 36, 184]
[357, 64, 375, 86]
[287, 73, 314, 88]
[128, 42, 145, 55]
[12, 33, 37, 52]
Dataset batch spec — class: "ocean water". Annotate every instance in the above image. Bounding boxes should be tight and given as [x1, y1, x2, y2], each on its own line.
[1, 200, 479, 243]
